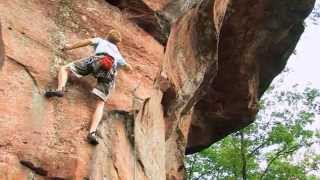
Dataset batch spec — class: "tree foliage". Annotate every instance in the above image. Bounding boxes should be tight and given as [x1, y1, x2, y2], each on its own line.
[186, 84, 320, 180]
[186, 3, 320, 179]
[310, 1, 320, 25]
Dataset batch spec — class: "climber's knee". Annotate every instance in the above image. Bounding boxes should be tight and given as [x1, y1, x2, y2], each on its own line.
[96, 98, 105, 108]
[61, 63, 71, 71]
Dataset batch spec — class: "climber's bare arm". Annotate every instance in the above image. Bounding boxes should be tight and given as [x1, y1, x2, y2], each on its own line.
[62, 39, 94, 51]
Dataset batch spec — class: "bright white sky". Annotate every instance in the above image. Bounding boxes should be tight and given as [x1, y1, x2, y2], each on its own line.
[265, 1, 320, 171]
[275, 1, 320, 88]
[268, 0, 320, 128]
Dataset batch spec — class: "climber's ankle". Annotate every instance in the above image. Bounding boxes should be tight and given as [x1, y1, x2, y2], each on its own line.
[87, 131, 99, 145]
[44, 88, 64, 98]
[57, 86, 66, 92]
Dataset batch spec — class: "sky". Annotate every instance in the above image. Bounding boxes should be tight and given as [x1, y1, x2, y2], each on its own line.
[186, 1, 320, 177]
[273, 1, 320, 88]
[267, 0, 320, 129]
[264, 0, 320, 172]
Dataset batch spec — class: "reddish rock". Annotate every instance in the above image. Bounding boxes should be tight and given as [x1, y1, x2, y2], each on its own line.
[0, 21, 4, 69]
[0, 0, 162, 179]
[162, 1, 229, 178]
[89, 111, 151, 180]
[186, 0, 316, 153]
[142, 0, 170, 11]
[134, 90, 165, 179]
[0, 0, 315, 179]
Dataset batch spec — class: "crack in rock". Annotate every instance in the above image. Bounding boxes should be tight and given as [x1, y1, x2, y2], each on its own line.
[20, 160, 68, 180]
[6, 56, 40, 93]
[20, 160, 48, 176]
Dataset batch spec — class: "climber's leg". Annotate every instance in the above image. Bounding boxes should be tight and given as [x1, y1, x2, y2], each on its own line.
[57, 64, 69, 91]
[90, 99, 105, 133]
[45, 64, 71, 97]
[45, 57, 93, 98]
[87, 99, 105, 145]
[87, 78, 114, 145]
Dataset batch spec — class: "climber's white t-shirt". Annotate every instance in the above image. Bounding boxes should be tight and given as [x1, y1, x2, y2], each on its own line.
[91, 37, 127, 69]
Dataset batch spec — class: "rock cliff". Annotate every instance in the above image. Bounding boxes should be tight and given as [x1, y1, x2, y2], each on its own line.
[0, 0, 315, 179]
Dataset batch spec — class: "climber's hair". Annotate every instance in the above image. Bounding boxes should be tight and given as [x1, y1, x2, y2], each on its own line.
[106, 30, 122, 44]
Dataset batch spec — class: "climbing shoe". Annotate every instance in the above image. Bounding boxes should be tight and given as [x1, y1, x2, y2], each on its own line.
[44, 89, 64, 98]
[87, 131, 99, 145]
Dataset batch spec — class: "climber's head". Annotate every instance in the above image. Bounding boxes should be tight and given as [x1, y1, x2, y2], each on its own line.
[106, 30, 122, 44]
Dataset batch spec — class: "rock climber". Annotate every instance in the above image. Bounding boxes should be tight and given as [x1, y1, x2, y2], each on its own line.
[45, 30, 132, 145]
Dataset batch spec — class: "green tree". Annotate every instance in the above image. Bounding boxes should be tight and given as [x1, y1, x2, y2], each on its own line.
[310, 2, 320, 24]
[186, 84, 320, 180]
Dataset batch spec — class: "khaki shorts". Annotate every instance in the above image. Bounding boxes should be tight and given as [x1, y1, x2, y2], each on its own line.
[68, 56, 115, 101]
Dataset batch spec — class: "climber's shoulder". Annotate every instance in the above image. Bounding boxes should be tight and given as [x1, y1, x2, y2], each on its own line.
[90, 37, 103, 44]
[90, 37, 117, 47]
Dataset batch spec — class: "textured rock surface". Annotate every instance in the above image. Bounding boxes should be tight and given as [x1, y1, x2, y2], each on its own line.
[0, 0, 315, 179]
[0, 0, 162, 179]
[186, 0, 316, 153]
[0, 21, 4, 69]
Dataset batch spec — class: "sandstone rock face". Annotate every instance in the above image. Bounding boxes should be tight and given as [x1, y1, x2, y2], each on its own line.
[0, 0, 163, 179]
[0, 0, 315, 179]
[0, 22, 4, 69]
[186, 0, 316, 153]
